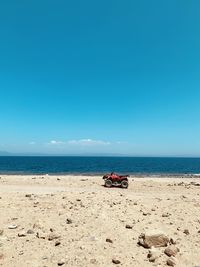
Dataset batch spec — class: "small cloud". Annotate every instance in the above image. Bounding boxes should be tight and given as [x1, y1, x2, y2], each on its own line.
[48, 140, 65, 145]
[68, 139, 111, 146]
[29, 142, 36, 145]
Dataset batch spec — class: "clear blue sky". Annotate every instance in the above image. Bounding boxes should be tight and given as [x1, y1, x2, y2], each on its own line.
[0, 0, 200, 156]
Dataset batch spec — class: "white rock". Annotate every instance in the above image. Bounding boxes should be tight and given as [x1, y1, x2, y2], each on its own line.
[8, 225, 18, 229]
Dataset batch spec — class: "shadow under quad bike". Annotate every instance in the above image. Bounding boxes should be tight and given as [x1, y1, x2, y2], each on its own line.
[103, 172, 129, 189]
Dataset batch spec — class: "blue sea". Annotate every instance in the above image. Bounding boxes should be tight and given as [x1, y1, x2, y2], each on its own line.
[0, 156, 200, 176]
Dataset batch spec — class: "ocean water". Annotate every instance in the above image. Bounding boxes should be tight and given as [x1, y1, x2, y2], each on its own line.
[0, 156, 200, 176]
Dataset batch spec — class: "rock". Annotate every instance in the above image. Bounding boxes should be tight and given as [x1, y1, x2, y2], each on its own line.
[0, 230, 3, 236]
[25, 194, 32, 198]
[167, 256, 178, 266]
[112, 258, 121, 264]
[164, 245, 179, 257]
[18, 231, 27, 237]
[55, 241, 61, 246]
[27, 229, 34, 234]
[0, 253, 4, 260]
[147, 249, 159, 262]
[66, 219, 72, 224]
[8, 225, 18, 229]
[125, 224, 133, 229]
[138, 232, 169, 248]
[36, 231, 46, 239]
[162, 213, 171, 218]
[57, 259, 65, 266]
[48, 233, 61, 241]
[183, 229, 190, 235]
[170, 238, 176, 245]
[106, 238, 113, 243]
[90, 259, 97, 264]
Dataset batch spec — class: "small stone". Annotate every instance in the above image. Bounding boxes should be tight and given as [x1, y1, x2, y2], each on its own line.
[162, 213, 171, 218]
[66, 219, 72, 224]
[0, 230, 3, 236]
[90, 259, 97, 264]
[183, 229, 190, 235]
[27, 229, 34, 234]
[8, 225, 18, 229]
[57, 259, 65, 266]
[25, 194, 32, 198]
[18, 231, 26, 237]
[36, 231, 46, 239]
[55, 241, 61, 246]
[125, 224, 133, 229]
[112, 258, 121, 264]
[106, 238, 113, 243]
[170, 238, 176, 245]
[167, 256, 178, 266]
[48, 233, 60, 241]
[164, 245, 179, 257]
[0, 253, 4, 260]
[147, 248, 159, 262]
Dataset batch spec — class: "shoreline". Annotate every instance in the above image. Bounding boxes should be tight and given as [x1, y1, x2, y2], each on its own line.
[1, 172, 200, 178]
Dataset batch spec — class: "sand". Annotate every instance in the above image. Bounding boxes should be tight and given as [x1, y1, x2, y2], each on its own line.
[0, 174, 200, 267]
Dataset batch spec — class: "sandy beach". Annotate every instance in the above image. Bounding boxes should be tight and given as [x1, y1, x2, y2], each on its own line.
[0, 175, 200, 267]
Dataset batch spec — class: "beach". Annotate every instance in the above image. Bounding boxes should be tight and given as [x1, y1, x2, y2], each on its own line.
[0, 175, 200, 267]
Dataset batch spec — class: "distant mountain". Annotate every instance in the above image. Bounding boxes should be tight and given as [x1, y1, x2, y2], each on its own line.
[0, 151, 11, 156]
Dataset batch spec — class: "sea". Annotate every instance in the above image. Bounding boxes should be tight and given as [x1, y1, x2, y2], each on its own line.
[0, 156, 200, 176]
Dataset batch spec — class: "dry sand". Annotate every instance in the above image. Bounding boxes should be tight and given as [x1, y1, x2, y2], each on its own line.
[0, 175, 200, 267]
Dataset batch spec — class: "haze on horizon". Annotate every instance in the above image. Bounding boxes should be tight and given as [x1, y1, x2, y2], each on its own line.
[0, 0, 200, 157]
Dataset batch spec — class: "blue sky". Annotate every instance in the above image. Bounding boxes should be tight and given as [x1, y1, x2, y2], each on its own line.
[0, 0, 200, 156]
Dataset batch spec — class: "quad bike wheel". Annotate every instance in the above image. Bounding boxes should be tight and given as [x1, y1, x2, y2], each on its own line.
[105, 179, 112, 188]
[121, 180, 128, 189]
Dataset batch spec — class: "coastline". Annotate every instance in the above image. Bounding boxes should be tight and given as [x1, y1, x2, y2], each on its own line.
[0, 175, 200, 266]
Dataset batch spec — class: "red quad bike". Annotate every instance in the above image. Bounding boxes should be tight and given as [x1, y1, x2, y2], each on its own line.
[103, 172, 130, 189]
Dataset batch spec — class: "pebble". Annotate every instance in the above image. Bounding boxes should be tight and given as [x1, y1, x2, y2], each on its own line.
[106, 238, 113, 243]
[90, 259, 97, 264]
[125, 224, 133, 229]
[0, 230, 3, 236]
[162, 213, 171, 218]
[55, 241, 61, 246]
[66, 219, 72, 224]
[112, 258, 121, 264]
[164, 245, 179, 257]
[183, 229, 190, 235]
[167, 256, 178, 266]
[27, 229, 34, 234]
[18, 231, 27, 237]
[48, 233, 61, 241]
[57, 259, 65, 266]
[8, 225, 18, 229]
